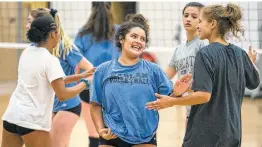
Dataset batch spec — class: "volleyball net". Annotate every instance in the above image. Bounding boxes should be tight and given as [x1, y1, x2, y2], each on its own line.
[0, 1, 262, 98]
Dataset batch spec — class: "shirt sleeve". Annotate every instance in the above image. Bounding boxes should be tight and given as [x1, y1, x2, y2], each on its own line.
[65, 45, 84, 68]
[46, 56, 65, 83]
[90, 68, 103, 105]
[191, 51, 214, 93]
[155, 65, 173, 95]
[74, 32, 92, 54]
[168, 47, 178, 69]
[243, 51, 260, 89]
[74, 33, 84, 53]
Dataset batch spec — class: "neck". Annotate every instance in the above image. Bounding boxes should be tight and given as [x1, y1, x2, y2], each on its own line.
[36, 42, 53, 53]
[118, 52, 140, 66]
[208, 34, 228, 45]
[186, 30, 198, 42]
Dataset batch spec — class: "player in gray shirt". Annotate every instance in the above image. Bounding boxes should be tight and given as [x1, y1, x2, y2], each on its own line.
[166, 2, 206, 118]
[146, 3, 260, 147]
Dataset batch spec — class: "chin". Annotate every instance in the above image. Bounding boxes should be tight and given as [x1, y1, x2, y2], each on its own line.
[184, 27, 191, 31]
[185, 27, 196, 32]
[135, 53, 143, 58]
[130, 51, 143, 57]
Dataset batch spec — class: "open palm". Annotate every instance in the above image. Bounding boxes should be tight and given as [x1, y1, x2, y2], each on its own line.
[248, 45, 257, 63]
[173, 74, 192, 96]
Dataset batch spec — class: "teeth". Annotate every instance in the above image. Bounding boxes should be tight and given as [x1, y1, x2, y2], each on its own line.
[131, 46, 140, 51]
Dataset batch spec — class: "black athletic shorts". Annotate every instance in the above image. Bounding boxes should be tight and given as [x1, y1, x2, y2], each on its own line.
[53, 103, 82, 117]
[79, 89, 90, 103]
[3, 120, 35, 136]
[99, 134, 157, 147]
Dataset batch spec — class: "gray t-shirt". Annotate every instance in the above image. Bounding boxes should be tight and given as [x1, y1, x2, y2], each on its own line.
[168, 36, 206, 79]
[168, 37, 206, 116]
[183, 42, 260, 147]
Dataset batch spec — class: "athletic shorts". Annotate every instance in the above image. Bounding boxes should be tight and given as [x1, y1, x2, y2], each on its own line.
[53, 103, 82, 116]
[79, 89, 90, 103]
[99, 134, 157, 147]
[3, 120, 35, 136]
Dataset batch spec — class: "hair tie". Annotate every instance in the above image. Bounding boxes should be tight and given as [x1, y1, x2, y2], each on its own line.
[221, 16, 230, 21]
[50, 8, 58, 18]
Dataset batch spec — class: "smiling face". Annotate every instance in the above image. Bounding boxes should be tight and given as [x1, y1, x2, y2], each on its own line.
[182, 6, 201, 32]
[120, 27, 146, 58]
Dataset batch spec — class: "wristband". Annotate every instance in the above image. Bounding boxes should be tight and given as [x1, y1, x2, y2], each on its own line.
[80, 78, 89, 88]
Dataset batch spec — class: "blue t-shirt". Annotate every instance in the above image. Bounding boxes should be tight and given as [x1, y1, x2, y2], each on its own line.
[53, 43, 83, 112]
[91, 59, 173, 144]
[74, 25, 120, 67]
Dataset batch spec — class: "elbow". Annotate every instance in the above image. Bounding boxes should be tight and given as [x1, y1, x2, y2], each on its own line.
[202, 96, 211, 103]
[90, 102, 102, 110]
[197, 92, 211, 103]
[90, 102, 101, 114]
[56, 93, 68, 102]
[90, 102, 100, 108]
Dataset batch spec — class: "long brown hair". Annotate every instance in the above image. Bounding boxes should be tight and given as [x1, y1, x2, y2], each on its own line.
[78, 2, 114, 42]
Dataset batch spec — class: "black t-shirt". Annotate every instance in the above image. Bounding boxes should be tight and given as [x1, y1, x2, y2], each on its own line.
[183, 42, 260, 147]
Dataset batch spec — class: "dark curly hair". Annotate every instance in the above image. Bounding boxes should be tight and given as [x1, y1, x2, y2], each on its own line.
[115, 14, 149, 51]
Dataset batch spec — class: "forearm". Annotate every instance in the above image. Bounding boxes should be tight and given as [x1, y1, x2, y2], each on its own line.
[77, 58, 95, 82]
[165, 66, 176, 79]
[57, 82, 86, 101]
[169, 91, 211, 106]
[64, 74, 83, 84]
[90, 103, 105, 133]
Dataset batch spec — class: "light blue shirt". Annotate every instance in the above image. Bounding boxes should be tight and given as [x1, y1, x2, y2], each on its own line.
[74, 25, 120, 67]
[91, 59, 173, 144]
[53, 44, 83, 112]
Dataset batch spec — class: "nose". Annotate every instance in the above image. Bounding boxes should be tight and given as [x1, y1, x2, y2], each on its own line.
[186, 16, 192, 22]
[134, 38, 142, 44]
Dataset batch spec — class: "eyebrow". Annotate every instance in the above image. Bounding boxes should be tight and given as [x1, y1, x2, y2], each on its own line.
[130, 33, 138, 35]
[184, 12, 198, 16]
[131, 33, 145, 37]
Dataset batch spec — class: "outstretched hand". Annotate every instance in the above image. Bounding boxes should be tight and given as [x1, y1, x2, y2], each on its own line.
[173, 74, 192, 96]
[80, 67, 96, 80]
[145, 93, 174, 110]
[248, 44, 257, 63]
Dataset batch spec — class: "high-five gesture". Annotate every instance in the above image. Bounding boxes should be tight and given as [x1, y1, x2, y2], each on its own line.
[173, 74, 192, 96]
[248, 44, 257, 63]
